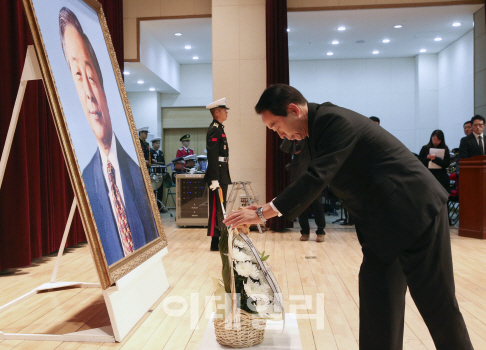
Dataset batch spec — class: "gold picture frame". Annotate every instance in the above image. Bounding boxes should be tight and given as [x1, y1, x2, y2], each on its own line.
[22, 0, 167, 289]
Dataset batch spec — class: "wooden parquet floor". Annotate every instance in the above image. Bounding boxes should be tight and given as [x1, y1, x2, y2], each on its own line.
[1, 213, 486, 350]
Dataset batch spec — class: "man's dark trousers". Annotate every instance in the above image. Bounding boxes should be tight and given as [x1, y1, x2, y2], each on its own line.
[358, 205, 473, 350]
[298, 196, 325, 235]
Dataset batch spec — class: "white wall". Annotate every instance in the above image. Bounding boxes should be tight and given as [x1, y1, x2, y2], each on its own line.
[161, 64, 213, 107]
[415, 54, 439, 152]
[290, 58, 417, 150]
[127, 92, 162, 139]
[140, 29, 180, 92]
[438, 30, 474, 150]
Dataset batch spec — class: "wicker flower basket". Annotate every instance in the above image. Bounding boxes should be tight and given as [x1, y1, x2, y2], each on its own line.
[213, 224, 267, 348]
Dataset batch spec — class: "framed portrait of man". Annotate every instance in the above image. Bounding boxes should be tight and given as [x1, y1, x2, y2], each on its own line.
[22, 0, 167, 289]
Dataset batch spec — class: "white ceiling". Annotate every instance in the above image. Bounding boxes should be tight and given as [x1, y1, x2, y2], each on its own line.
[124, 61, 178, 93]
[124, 4, 483, 92]
[288, 4, 482, 60]
[141, 18, 213, 64]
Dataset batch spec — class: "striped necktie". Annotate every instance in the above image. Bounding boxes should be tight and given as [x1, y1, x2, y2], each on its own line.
[107, 159, 134, 256]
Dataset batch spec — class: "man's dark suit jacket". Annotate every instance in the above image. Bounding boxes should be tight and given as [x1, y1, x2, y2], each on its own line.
[459, 133, 484, 159]
[273, 103, 448, 262]
[83, 136, 159, 265]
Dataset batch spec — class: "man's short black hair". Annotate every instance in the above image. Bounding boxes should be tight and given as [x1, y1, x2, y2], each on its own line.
[369, 116, 380, 124]
[471, 115, 485, 124]
[254, 84, 308, 116]
[463, 121, 472, 127]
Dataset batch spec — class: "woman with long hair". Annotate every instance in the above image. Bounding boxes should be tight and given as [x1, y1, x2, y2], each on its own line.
[419, 130, 451, 193]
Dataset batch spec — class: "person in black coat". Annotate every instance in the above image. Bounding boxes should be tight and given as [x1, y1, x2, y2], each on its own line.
[205, 98, 232, 251]
[418, 130, 451, 193]
[225, 85, 473, 350]
[459, 114, 485, 159]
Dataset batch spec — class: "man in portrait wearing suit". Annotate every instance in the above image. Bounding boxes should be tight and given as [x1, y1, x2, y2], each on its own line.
[225, 85, 473, 350]
[459, 115, 485, 159]
[59, 7, 158, 266]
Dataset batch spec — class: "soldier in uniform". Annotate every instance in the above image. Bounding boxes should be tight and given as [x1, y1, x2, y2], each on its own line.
[150, 137, 165, 165]
[205, 98, 231, 251]
[176, 134, 195, 159]
[137, 126, 151, 166]
[171, 157, 186, 184]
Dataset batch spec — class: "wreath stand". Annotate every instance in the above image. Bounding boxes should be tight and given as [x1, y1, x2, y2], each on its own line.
[0, 45, 169, 343]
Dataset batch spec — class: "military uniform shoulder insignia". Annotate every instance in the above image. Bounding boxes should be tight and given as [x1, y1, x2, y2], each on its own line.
[213, 122, 219, 127]
[179, 147, 183, 150]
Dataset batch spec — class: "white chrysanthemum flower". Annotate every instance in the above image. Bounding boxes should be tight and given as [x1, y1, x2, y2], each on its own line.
[232, 247, 252, 262]
[255, 299, 271, 313]
[248, 266, 262, 280]
[243, 279, 261, 297]
[233, 238, 246, 249]
[234, 261, 259, 278]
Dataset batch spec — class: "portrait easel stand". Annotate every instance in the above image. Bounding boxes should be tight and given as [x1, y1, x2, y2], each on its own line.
[0, 45, 169, 343]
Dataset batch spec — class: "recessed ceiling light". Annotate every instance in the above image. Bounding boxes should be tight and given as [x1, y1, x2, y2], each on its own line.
[327, 52, 333, 56]
[184, 45, 191, 49]
[372, 50, 379, 54]
[193, 56, 199, 60]
[338, 26, 346, 31]
[287, 28, 290, 32]
[137, 80, 144, 84]
[452, 22, 461, 27]
[332, 40, 339, 45]
[175, 33, 182, 36]
[382, 39, 390, 43]
[149, 88, 155, 91]
[434, 37, 442, 41]
[394, 25, 403, 29]
[420, 49, 427, 53]
[123, 71, 130, 75]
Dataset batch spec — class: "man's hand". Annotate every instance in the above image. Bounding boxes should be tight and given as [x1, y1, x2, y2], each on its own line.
[209, 180, 219, 191]
[223, 207, 262, 227]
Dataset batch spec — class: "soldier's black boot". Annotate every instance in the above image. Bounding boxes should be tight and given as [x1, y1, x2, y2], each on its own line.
[210, 236, 220, 251]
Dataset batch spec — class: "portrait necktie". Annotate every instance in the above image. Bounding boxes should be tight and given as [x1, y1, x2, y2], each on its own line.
[107, 159, 134, 256]
[480, 136, 484, 155]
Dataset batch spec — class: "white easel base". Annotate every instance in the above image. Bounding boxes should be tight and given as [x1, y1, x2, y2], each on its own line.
[0, 248, 169, 343]
[0, 282, 114, 343]
[199, 313, 302, 350]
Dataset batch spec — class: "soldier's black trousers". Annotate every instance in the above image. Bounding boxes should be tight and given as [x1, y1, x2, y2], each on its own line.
[358, 204, 473, 350]
[207, 184, 228, 238]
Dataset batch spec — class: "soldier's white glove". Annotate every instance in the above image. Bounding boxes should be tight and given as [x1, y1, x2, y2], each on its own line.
[210, 180, 219, 191]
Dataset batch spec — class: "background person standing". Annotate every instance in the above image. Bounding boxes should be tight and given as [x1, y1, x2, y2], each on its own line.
[205, 98, 231, 251]
[418, 130, 451, 193]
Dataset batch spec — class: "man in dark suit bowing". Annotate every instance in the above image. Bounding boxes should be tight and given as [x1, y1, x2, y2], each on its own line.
[224, 85, 473, 350]
[459, 115, 485, 159]
[59, 7, 158, 266]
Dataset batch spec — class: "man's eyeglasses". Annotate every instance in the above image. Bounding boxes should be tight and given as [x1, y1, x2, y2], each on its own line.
[473, 123, 485, 127]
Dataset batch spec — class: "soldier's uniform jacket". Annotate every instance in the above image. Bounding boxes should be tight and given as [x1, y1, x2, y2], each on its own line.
[204, 119, 231, 184]
[140, 138, 151, 162]
[176, 147, 194, 158]
[150, 148, 165, 164]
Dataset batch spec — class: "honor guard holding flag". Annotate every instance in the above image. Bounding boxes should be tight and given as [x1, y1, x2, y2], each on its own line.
[138, 126, 151, 166]
[205, 98, 231, 251]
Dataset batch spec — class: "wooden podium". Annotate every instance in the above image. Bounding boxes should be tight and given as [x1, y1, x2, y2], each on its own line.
[459, 155, 486, 239]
